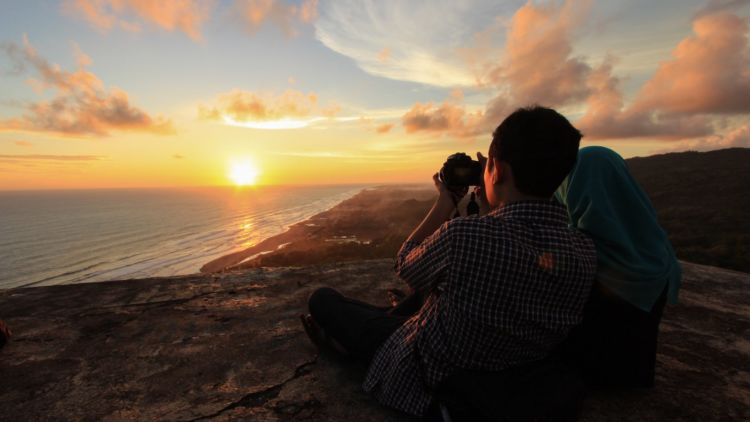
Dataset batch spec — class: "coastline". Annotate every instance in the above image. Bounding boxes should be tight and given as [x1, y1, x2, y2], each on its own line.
[200, 186, 437, 273]
[0, 185, 369, 290]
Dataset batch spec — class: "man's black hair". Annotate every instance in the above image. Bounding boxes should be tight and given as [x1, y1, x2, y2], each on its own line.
[489, 105, 582, 197]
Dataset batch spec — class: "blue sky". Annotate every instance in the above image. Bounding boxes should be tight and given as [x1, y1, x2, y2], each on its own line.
[0, 0, 749, 189]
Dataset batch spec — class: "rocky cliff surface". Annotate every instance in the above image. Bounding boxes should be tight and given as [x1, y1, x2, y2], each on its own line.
[1, 260, 748, 421]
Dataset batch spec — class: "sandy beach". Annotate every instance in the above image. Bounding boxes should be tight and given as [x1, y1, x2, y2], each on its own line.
[200, 186, 439, 273]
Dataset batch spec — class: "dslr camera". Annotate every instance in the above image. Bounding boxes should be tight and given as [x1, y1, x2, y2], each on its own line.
[439, 153, 483, 188]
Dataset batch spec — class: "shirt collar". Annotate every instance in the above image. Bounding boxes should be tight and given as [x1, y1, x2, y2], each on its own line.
[488, 199, 569, 225]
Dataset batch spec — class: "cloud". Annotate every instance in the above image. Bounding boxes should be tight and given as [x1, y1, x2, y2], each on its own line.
[576, 58, 712, 140]
[272, 150, 416, 162]
[631, 12, 750, 116]
[578, 10, 749, 140]
[199, 88, 352, 129]
[275, 151, 347, 158]
[400, 1, 590, 136]
[653, 123, 750, 153]
[399, 1, 748, 144]
[200, 89, 319, 121]
[173, 154, 185, 159]
[14, 140, 33, 147]
[234, 0, 319, 37]
[315, 0, 521, 87]
[0, 36, 173, 137]
[377, 48, 391, 63]
[0, 153, 105, 169]
[482, 0, 593, 107]
[694, 0, 750, 18]
[400, 92, 507, 138]
[0, 154, 105, 161]
[402, 102, 463, 133]
[63, 0, 214, 40]
[375, 123, 393, 134]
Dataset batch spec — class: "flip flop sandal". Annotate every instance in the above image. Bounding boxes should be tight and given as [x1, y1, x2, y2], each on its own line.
[386, 288, 407, 306]
[299, 314, 350, 358]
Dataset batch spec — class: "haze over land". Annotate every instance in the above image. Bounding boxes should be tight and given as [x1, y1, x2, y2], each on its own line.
[1, 0, 749, 190]
[196, 148, 749, 275]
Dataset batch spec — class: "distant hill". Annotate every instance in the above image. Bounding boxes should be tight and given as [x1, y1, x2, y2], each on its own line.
[626, 148, 750, 273]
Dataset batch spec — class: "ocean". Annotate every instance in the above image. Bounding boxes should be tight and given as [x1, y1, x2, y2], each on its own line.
[0, 185, 366, 289]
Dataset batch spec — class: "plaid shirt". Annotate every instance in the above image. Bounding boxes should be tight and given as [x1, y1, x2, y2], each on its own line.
[363, 200, 597, 416]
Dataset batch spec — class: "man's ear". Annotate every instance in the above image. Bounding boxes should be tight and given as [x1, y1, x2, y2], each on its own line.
[491, 157, 503, 185]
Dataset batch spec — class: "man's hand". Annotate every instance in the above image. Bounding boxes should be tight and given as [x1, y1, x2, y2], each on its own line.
[405, 174, 464, 244]
[433, 173, 468, 207]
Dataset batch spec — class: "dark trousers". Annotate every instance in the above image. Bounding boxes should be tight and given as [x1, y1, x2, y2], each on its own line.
[557, 282, 667, 388]
[307, 288, 422, 364]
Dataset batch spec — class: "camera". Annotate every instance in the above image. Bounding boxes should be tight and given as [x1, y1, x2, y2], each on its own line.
[439, 153, 483, 188]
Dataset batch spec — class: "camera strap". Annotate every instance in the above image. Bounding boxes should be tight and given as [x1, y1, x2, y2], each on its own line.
[467, 192, 479, 216]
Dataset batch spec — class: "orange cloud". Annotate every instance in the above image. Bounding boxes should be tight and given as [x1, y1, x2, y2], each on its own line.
[375, 123, 394, 134]
[64, 0, 214, 40]
[402, 90, 493, 138]
[403, 102, 467, 135]
[298, 0, 319, 22]
[578, 10, 749, 140]
[402, 1, 588, 137]
[632, 12, 750, 116]
[200, 89, 328, 122]
[378, 48, 391, 62]
[0, 37, 173, 137]
[235, 0, 319, 36]
[493, 0, 592, 107]
[14, 140, 33, 147]
[576, 58, 712, 140]
[405, 2, 747, 143]
[201, 89, 316, 121]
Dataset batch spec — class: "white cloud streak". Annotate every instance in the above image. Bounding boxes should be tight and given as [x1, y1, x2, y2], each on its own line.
[314, 0, 524, 87]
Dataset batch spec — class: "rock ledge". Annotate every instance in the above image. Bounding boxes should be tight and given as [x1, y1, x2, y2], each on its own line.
[1, 260, 748, 421]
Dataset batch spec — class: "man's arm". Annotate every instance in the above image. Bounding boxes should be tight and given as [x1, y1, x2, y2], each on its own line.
[395, 221, 453, 294]
[405, 189, 456, 244]
[395, 174, 463, 293]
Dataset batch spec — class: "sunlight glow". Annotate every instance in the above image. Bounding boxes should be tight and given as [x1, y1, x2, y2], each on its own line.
[224, 116, 321, 129]
[229, 160, 260, 186]
[222, 115, 361, 130]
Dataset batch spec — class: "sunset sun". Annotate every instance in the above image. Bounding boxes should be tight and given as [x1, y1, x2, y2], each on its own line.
[229, 160, 260, 186]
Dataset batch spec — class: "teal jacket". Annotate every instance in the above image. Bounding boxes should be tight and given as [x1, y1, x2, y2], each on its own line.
[556, 146, 681, 312]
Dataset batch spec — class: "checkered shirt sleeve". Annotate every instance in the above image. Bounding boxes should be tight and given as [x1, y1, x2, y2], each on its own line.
[394, 221, 453, 294]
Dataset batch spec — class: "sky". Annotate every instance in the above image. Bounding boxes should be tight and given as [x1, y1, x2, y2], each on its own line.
[0, 0, 749, 190]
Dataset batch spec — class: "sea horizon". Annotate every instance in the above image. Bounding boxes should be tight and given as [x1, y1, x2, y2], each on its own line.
[0, 184, 373, 290]
[0, 182, 401, 193]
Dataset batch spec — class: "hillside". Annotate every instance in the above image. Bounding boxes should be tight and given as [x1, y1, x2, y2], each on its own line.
[627, 148, 750, 273]
[212, 148, 750, 274]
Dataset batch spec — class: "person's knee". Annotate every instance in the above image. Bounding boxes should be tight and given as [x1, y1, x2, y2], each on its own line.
[308, 287, 341, 323]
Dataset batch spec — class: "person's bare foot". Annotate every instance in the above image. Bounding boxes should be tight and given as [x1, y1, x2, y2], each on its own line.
[299, 314, 349, 357]
[300, 314, 325, 348]
[387, 288, 407, 307]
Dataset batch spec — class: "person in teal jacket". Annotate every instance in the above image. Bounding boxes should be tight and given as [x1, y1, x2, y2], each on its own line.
[555, 146, 682, 388]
